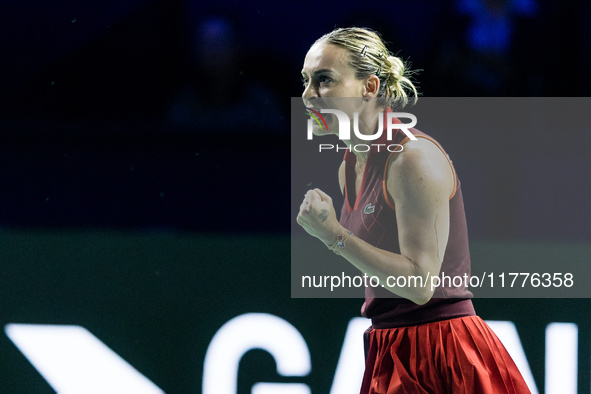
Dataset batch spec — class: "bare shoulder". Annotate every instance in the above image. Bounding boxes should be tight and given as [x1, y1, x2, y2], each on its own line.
[338, 160, 346, 195]
[386, 138, 454, 200]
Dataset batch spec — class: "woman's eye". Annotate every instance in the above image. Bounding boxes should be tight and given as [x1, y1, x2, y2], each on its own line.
[302, 75, 332, 88]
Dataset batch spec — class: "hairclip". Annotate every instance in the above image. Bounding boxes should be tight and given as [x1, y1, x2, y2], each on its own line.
[360, 45, 368, 57]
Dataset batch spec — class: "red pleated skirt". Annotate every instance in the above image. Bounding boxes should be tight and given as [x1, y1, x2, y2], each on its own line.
[360, 316, 530, 393]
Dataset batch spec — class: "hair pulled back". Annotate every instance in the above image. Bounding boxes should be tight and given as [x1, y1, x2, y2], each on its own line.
[316, 27, 419, 107]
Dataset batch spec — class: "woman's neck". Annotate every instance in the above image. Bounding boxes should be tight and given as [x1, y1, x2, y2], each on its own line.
[341, 109, 381, 165]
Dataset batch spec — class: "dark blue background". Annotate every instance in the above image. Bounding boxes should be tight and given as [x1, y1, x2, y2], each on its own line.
[0, 0, 590, 392]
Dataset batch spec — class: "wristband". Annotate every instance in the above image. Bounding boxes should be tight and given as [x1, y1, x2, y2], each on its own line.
[327, 230, 353, 255]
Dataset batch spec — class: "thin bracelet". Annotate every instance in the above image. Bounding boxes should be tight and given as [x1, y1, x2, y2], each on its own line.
[327, 230, 353, 255]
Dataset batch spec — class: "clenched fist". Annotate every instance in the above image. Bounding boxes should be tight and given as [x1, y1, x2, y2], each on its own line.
[296, 188, 343, 246]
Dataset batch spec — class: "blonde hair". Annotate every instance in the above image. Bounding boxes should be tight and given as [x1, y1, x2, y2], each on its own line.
[316, 27, 419, 107]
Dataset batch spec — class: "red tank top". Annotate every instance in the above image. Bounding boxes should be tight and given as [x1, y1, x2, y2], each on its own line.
[339, 114, 475, 329]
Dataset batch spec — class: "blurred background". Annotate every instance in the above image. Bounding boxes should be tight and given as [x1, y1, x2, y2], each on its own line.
[0, 0, 590, 392]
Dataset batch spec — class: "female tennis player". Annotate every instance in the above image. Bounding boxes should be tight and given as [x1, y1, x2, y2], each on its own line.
[297, 27, 530, 393]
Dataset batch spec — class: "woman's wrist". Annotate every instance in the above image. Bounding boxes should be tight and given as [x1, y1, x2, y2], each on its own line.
[324, 226, 354, 255]
[319, 223, 344, 246]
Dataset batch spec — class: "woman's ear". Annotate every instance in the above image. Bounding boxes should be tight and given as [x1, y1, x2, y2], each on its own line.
[363, 74, 380, 98]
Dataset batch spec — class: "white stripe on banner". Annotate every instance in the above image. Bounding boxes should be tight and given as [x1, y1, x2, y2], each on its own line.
[4, 323, 164, 394]
[545, 323, 578, 394]
[487, 320, 539, 394]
